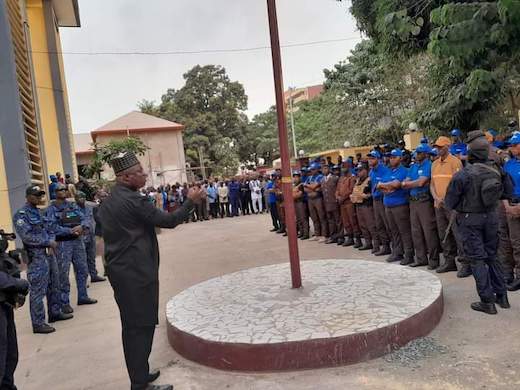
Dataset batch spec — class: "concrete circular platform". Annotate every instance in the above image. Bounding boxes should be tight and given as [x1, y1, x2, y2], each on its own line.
[166, 259, 443, 371]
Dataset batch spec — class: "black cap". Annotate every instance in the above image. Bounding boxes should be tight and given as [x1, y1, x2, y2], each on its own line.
[110, 152, 140, 174]
[26, 185, 45, 197]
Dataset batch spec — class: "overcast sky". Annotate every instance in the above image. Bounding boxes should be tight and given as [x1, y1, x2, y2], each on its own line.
[60, 0, 362, 134]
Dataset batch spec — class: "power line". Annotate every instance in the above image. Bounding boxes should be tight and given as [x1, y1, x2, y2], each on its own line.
[31, 36, 361, 56]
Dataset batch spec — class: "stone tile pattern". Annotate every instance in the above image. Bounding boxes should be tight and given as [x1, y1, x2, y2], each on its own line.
[166, 259, 442, 345]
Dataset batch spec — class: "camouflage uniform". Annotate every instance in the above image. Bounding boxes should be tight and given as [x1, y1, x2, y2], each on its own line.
[46, 201, 90, 306]
[13, 204, 61, 327]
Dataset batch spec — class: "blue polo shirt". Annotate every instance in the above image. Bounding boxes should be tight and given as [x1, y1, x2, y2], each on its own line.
[266, 181, 277, 204]
[369, 163, 390, 200]
[504, 157, 520, 200]
[407, 159, 431, 197]
[307, 173, 324, 184]
[450, 142, 467, 156]
[383, 165, 409, 208]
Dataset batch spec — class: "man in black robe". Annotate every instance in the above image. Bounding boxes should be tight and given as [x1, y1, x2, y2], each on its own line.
[97, 152, 201, 390]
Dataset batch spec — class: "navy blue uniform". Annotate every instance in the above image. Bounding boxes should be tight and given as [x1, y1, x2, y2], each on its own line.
[228, 181, 241, 217]
[445, 167, 506, 303]
[13, 204, 61, 326]
[46, 201, 90, 306]
[78, 203, 99, 279]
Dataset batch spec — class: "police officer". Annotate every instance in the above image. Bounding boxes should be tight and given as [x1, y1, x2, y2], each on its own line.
[350, 162, 378, 252]
[378, 149, 415, 265]
[322, 165, 341, 244]
[445, 130, 509, 314]
[0, 231, 29, 388]
[402, 144, 441, 269]
[336, 161, 361, 247]
[228, 178, 241, 217]
[13, 186, 71, 334]
[449, 128, 468, 162]
[503, 133, 520, 291]
[75, 191, 106, 283]
[46, 183, 97, 314]
[367, 150, 392, 256]
[292, 171, 310, 240]
[305, 162, 329, 242]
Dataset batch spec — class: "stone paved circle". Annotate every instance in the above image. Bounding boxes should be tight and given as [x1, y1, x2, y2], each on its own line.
[166, 259, 443, 371]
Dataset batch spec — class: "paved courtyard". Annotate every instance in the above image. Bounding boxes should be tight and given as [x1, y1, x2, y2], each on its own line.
[15, 214, 520, 390]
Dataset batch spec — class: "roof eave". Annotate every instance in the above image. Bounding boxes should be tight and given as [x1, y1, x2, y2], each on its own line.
[52, 0, 81, 28]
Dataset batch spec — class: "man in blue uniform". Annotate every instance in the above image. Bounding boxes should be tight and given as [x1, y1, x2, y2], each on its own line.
[46, 183, 97, 314]
[378, 149, 415, 265]
[367, 150, 392, 256]
[228, 178, 241, 217]
[13, 185, 71, 334]
[449, 128, 468, 162]
[402, 144, 440, 269]
[266, 174, 280, 232]
[75, 192, 106, 283]
[502, 133, 520, 291]
[445, 130, 509, 314]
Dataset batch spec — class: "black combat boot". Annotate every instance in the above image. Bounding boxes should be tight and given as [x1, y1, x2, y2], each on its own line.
[400, 252, 415, 266]
[342, 236, 354, 247]
[457, 264, 472, 278]
[33, 323, 56, 334]
[436, 261, 457, 273]
[374, 244, 391, 256]
[386, 253, 403, 263]
[496, 294, 511, 309]
[62, 304, 74, 314]
[507, 278, 520, 291]
[353, 236, 362, 249]
[358, 239, 373, 251]
[49, 313, 73, 323]
[371, 241, 380, 254]
[470, 301, 497, 315]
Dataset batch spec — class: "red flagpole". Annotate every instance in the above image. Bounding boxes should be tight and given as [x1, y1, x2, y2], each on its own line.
[266, 0, 302, 288]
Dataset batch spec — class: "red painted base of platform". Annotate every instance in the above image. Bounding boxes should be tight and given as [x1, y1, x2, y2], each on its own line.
[167, 292, 443, 372]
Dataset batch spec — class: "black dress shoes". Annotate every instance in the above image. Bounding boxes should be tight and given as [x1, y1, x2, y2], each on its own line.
[148, 369, 160, 383]
[436, 263, 457, 273]
[146, 385, 173, 390]
[78, 298, 98, 305]
[33, 323, 56, 334]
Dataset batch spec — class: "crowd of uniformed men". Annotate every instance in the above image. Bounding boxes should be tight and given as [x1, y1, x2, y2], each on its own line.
[9, 122, 520, 338]
[13, 180, 104, 334]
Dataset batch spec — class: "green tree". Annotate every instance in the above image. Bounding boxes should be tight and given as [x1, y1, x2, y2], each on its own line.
[85, 136, 149, 179]
[138, 65, 249, 170]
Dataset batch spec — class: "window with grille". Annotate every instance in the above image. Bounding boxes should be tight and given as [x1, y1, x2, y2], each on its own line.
[5, 0, 45, 187]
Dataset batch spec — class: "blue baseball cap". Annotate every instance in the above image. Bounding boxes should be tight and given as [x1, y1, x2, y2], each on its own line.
[367, 150, 381, 159]
[430, 147, 439, 156]
[310, 162, 321, 170]
[301, 167, 309, 173]
[509, 133, 520, 145]
[390, 149, 403, 157]
[451, 128, 462, 137]
[292, 170, 301, 176]
[415, 144, 432, 154]
[420, 137, 429, 144]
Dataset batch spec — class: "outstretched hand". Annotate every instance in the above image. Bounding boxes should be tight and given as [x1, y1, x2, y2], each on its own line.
[187, 187, 203, 203]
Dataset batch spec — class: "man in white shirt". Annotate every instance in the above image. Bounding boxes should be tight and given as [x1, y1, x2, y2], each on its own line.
[250, 176, 263, 214]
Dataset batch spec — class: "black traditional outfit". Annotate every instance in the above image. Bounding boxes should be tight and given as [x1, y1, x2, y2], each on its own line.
[97, 153, 193, 390]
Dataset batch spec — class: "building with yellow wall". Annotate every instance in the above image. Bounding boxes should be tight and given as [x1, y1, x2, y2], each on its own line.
[0, 0, 80, 233]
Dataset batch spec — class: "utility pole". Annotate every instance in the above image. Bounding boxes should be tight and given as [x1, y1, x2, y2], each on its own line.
[198, 146, 207, 180]
[267, 0, 302, 289]
[288, 87, 298, 159]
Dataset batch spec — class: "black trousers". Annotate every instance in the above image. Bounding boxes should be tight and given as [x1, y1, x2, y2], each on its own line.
[209, 202, 218, 218]
[0, 304, 17, 390]
[269, 203, 280, 229]
[457, 211, 506, 302]
[122, 325, 155, 390]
